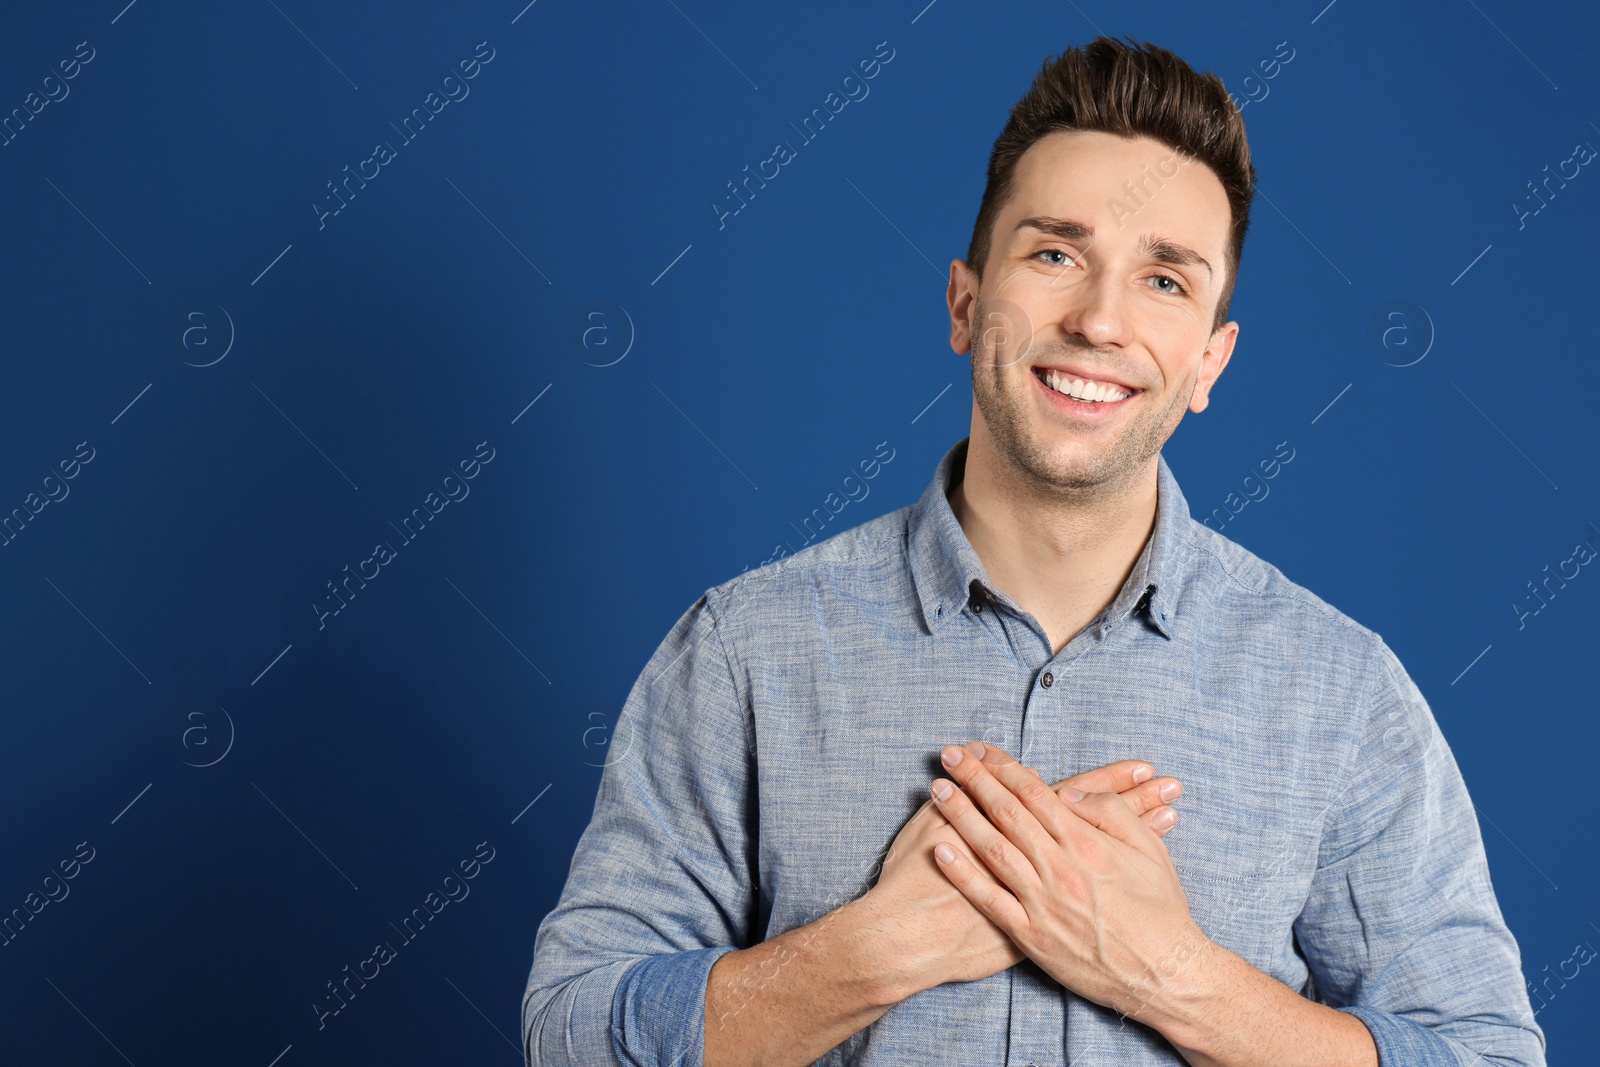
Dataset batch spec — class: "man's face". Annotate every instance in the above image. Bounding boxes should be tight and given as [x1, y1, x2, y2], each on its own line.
[947, 129, 1238, 494]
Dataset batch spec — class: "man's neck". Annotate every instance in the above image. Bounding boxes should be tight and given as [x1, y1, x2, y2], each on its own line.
[947, 432, 1159, 655]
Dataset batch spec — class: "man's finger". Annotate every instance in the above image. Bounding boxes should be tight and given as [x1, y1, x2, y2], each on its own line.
[931, 839, 1028, 934]
[1057, 773, 1182, 818]
[944, 742, 1079, 850]
[929, 769, 1043, 895]
[959, 747, 1182, 838]
[975, 750, 1159, 801]
[1057, 759, 1156, 795]
[1057, 788, 1173, 863]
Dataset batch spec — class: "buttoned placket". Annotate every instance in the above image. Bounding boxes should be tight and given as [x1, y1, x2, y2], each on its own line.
[966, 583, 1117, 1067]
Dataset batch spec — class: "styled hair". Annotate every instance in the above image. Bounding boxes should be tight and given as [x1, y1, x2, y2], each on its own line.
[966, 36, 1255, 333]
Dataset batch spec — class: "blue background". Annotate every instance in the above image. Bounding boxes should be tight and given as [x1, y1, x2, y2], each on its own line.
[1, 1, 1594, 1062]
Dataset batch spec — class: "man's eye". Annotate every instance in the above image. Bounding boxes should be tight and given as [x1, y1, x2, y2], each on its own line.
[1035, 249, 1075, 267]
[1148, 273, 1188, 296]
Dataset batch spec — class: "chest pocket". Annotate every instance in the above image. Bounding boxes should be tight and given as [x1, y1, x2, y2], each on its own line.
[1178, 857, 1307, 986]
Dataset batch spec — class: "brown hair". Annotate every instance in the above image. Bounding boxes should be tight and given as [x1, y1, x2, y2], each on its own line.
[966, 35, 1255, 333]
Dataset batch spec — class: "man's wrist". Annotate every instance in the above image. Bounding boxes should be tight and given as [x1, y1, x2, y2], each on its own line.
[1145, 927, 1228, 1049]
[1136, 935, 1380, 1067]
[705, 900, 899, 1067]
[1123, 926, 1237, 1051]
[831, 894, 932, 1010]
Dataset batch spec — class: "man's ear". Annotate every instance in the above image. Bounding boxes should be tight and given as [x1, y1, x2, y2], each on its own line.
[1189, 320, 1239, 414]
[947, 258, 978, 356]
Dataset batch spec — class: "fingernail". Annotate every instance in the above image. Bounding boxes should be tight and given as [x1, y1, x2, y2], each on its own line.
[931, 779, 953, 801]
[1152, 808, 1176, 830]
[1159, 780, 1183, 802]
[964, 740, 987, 760]
[1060, 785, 1086, 802]
[1132, 764, 1154, 784]
[942, 745, 964, 768]
[935, 842, 956, 864]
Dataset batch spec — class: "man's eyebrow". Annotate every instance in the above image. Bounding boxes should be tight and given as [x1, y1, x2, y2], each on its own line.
[1139, 234, 1213, 281]
[1014, 216, 1095, 243]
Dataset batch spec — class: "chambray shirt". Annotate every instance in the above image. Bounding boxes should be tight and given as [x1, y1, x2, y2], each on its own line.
[523, 437, 1545, 1066]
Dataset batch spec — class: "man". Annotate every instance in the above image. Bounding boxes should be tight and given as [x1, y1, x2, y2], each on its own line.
[523, 37, 1545, 1066]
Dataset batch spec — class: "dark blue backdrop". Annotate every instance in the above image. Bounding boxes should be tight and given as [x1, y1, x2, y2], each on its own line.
[2, 1, 1594, 1063]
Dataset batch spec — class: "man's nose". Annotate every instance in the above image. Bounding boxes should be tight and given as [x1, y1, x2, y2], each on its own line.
[1056, 269, 1133, 349]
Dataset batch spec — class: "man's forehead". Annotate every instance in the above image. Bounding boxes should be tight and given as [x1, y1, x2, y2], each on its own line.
[1001, 131, 1230, 250]
[1016, 127, 1190, 173]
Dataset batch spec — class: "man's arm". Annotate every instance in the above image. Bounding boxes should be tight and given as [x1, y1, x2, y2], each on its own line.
[522, 592, 755, 1067]
[1285, 637, 1546, 1065]
[524, 589, 983, 1067]
[702, 896, 893, 1067]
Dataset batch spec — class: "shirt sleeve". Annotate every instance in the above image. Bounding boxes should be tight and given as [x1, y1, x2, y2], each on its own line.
[522, 589, 757, 1066]
[1293, 636, 1546, 1066]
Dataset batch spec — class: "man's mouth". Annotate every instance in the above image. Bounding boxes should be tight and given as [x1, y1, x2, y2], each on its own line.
[1031, 367, 1140, 404]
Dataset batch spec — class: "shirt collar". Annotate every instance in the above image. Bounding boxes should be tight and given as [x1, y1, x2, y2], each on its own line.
[906, 436, 1189, 640]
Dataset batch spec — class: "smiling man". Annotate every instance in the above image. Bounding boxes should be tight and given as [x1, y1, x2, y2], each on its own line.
[523, 37, 1545, 1067]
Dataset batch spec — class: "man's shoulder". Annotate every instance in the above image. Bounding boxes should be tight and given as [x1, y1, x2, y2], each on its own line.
[1185, 520, 1430, 738]
[1184, 517, 1386, 658]
[701, 505, 915, 622]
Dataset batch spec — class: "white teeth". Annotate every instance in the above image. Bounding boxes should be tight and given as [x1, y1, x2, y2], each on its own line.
[1041, 369, 1129, 403]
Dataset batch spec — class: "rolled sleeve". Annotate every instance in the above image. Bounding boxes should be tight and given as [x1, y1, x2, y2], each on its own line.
[1336, 1004, 1469, 1064]
[523, 591, 757, 1066]
[613, 946, 741, 1064]
[1294, 637, 1546, 1066]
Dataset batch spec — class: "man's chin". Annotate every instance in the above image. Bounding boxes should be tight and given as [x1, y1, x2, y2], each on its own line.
[1007, 445, 1131, 494]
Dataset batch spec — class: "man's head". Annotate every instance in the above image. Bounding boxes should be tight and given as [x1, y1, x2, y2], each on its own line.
[947, 36, 1255, 496]
[965, 36, 1254, 334]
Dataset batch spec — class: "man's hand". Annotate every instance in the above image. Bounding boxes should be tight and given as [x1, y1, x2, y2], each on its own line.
[847, 752, 1184, 1005]
[928, 740, 1208, 1028]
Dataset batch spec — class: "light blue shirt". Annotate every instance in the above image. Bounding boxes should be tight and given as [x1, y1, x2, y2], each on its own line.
[523, 437, 1545, 1066]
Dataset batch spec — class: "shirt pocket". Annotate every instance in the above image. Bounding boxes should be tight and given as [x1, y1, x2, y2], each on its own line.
[1177, 857, 1306, 982]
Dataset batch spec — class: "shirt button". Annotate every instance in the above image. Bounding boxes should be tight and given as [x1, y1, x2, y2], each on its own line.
[1040, 671, 1054, 688]
[970, 597, 984, 613]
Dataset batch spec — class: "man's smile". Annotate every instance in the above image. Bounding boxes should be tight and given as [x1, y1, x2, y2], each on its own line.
[1031, 365, 1142, 415]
